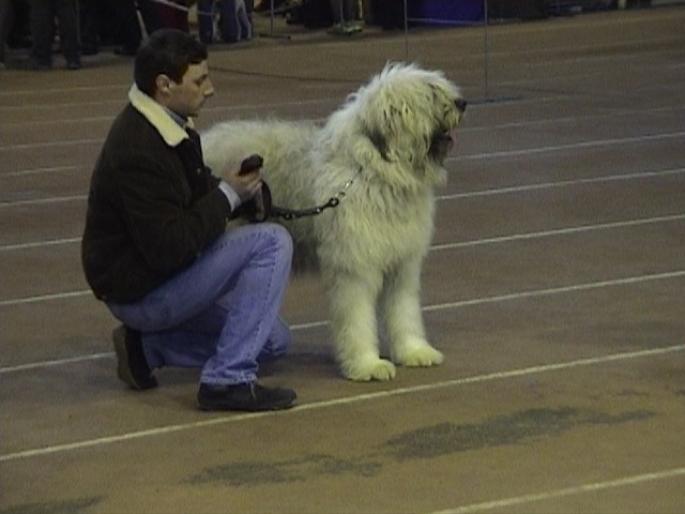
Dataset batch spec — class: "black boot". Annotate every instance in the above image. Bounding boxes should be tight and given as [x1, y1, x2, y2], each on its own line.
[112, 325, 158, 390]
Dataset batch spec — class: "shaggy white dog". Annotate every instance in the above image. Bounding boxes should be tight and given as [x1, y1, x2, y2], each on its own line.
[202, 63, 466, 381]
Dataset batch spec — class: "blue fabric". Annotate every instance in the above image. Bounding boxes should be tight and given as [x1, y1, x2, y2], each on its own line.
[198, 0, 252, 43]
[108, 223, 293, 385]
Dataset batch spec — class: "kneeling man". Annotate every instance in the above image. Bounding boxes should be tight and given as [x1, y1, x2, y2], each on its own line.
[81, 29, 296, 412]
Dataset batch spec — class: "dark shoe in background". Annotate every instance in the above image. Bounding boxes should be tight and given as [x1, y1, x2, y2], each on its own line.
[112, 325, 158, 390]
[114, 46, 138, 57]
[198, 382, 297, 411]
[81, 46, 99, 56]
[28, 58, 52, 71]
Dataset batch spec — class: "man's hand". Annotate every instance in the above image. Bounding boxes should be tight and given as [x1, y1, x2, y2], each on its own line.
[224, 155, 263, 202]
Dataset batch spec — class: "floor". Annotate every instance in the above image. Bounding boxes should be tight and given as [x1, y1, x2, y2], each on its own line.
[1, 6, 685, 514]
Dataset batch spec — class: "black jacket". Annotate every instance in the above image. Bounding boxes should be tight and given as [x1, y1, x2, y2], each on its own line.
[82, 103, 233, 303]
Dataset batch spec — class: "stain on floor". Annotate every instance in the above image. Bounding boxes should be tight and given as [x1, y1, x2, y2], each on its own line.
[188, 453, 382, 487]
[0, 496, 103, 514]
[384, 407, 655, 460]
[187, 406, 655, 488]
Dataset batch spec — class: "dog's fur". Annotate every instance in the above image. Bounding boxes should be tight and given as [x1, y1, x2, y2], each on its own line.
[202, 63, 466, 381]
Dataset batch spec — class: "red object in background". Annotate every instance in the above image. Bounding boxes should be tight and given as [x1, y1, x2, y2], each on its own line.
[156, 1, 190, 32]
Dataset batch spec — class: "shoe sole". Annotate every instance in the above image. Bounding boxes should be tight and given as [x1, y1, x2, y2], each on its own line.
[197, 398, 297, 412]
[112, 327, 157, 391]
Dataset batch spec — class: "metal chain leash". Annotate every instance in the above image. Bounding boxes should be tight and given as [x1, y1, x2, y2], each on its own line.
[270, 167, 361, 221]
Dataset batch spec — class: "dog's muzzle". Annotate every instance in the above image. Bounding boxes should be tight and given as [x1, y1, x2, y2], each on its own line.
[455, 98, 467, 113]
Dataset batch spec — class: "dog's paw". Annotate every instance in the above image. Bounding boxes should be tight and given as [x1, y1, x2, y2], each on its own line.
[341, 357, 397, 382]
[394, 343, 444, 367]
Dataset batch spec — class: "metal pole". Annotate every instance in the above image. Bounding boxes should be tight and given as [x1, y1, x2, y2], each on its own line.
[75, 0, 81, 49]
[270, 0, 274, 35]
[483, 0, 489, 99]
[403, 0, 409, 60]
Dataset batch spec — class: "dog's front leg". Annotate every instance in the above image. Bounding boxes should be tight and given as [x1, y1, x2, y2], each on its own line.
[325, 268, 396, 381]
[381, 255, 444, 367]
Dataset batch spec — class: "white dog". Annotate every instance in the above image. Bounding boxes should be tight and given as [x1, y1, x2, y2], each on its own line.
[202, 63, 466, 381]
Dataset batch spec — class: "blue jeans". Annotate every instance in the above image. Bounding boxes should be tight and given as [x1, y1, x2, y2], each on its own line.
[108, 223, 293, 386]
[198, 0, 252, 43]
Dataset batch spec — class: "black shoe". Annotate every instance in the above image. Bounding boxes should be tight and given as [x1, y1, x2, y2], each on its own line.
[114, 46, 137, 57]
[28, 59, 52, 71]
[197, 382, 296, 411]
[112, 325, 158, 390]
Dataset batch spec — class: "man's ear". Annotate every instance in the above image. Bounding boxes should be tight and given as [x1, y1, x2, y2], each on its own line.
[155, 74, 173, 97]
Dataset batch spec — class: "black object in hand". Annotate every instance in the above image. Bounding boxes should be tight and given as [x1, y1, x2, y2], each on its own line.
[239, 154, 264, 175]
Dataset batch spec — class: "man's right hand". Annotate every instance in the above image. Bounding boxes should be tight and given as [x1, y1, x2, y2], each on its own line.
[224, 156, 264, 202]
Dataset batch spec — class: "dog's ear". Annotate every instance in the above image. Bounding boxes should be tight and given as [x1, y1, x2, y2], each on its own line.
[366, 127, 389, 161]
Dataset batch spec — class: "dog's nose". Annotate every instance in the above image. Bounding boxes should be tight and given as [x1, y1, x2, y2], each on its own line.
[455, 98, 467, 112]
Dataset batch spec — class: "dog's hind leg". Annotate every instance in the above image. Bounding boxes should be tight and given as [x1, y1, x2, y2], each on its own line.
[325, 268, 397, 381]
[381, 256, 444, 367]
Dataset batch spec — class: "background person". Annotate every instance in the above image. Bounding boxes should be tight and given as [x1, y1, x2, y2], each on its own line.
[28, 0, 80, 69]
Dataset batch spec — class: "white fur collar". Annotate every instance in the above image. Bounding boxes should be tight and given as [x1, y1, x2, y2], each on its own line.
[128, 84, 195, 147]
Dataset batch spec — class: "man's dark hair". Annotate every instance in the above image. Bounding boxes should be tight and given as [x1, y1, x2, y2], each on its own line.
[134, 29, 208, 97]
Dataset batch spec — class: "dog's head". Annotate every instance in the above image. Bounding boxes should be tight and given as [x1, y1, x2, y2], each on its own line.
[349, 62, 466, 185]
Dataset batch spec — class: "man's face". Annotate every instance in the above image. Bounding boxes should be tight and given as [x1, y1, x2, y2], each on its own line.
[164, 60, 214, 118]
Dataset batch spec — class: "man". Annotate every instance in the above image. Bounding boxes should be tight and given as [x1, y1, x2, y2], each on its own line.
[81, 29, 296, 412]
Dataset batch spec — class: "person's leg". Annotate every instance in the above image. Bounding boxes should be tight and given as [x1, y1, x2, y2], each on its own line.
[235, 0, 251, 40]
[137, 0, 162, 35]
[79, 0, 100, 55]
[0, 0, 14, 65]
[115, 0, 142, 55]
[55, 0, 80, 67]
[29, 0, 55, 67]
[108, 223, 293, 385]
[219, 0, 239, 42]
[197, 0, 214, 43]
[140, 308, 291, 370]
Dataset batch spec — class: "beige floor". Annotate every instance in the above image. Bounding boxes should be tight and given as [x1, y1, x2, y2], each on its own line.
[1, 6, 685, 514]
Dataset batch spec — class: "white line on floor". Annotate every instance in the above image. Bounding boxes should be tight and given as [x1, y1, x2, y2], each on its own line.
[462, 105, 685, 134]
[0, 195, 87, 208]
[0, 84, 129, 96]
[424, 270, 685, 314]
[0, 139, 102, 152]
[0, 96, 336, 113]
[3, 160, 684, 247]
[8, 104, 685, 164]
[437, 167, 685, 201]
[0, 290, 92, 307]
[448, 131, 685, 162]
[0, 165, 80, 178]
[1, 352, 116, 373]
[429, 466, 685, 514]
[4, 211, 684, 254]
[0, 14, 680, 96]
[0, 237, 82, 252]
[1, 343, 683, 463]
[2, 156, 685, 211]
[2, 269, 685, 372]
[3, 92, 683, 133]
[430, 213, 685, 251]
